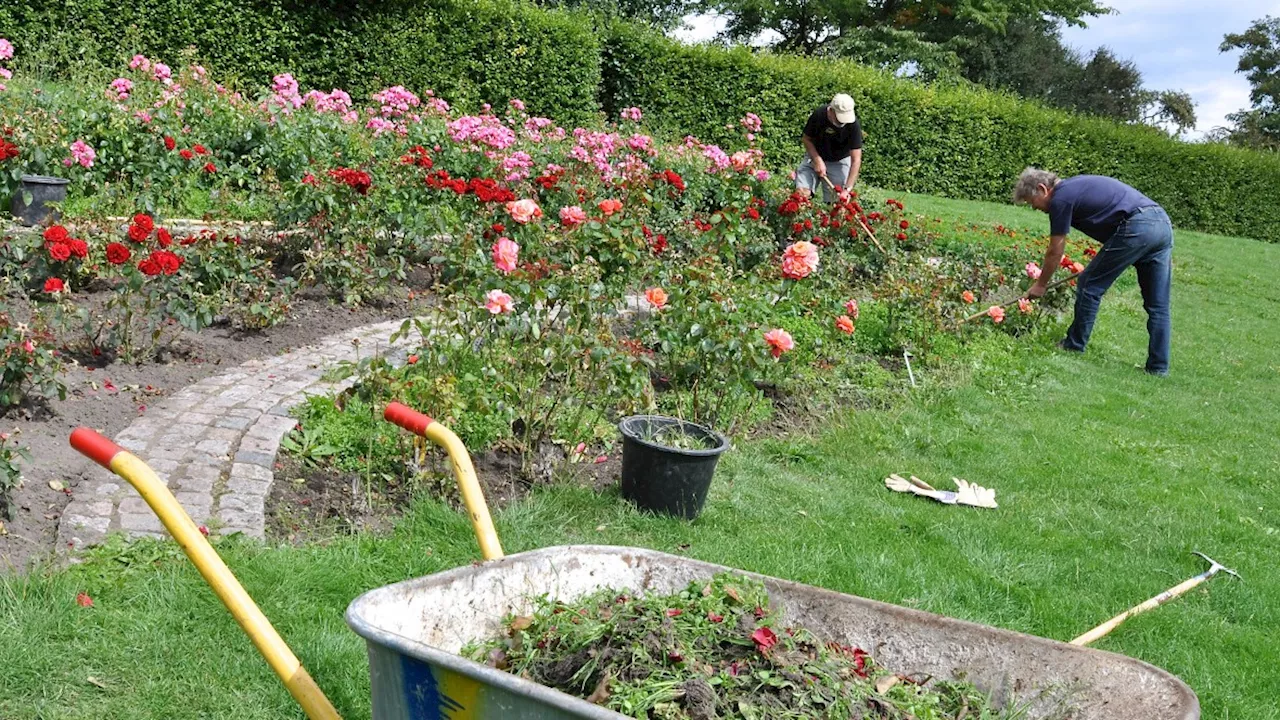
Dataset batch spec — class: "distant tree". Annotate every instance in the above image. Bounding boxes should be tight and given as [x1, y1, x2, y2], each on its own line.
[1139, 90, 1197, 136]
[1219, 16, 1280, 150]
[696, 0, 1107, 58]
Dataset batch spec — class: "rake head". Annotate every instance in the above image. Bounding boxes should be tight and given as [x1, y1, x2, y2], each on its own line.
[1194, 551, 1241, 580]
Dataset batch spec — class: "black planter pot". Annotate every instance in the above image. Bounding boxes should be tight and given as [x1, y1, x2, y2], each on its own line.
[10, 175, 71, 226]
[618, 415, 729, 520]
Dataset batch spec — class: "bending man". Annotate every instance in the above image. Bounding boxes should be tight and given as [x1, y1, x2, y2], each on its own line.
[1013, 168, 1173, 376]
[795, 93, 862, 203]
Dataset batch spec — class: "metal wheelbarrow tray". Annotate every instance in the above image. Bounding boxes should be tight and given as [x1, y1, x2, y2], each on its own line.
[346, 545, 1199, 720]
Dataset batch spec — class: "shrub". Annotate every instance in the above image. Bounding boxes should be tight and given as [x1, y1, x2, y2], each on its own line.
[0, 0, 602, 125]
[599, 24, 1280, 241]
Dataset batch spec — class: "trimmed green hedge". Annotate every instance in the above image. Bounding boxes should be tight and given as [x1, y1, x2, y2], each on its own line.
[4, 2, 1279, 238]
[601, 24, 1280, 240]
[0, 0, 601, 124]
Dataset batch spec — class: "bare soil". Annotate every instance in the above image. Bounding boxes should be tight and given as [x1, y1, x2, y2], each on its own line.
[0, 286, 412, 570]
[265, 443, 624, 544]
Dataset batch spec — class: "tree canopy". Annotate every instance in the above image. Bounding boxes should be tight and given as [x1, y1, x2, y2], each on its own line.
[1218, 15, 1280, 150]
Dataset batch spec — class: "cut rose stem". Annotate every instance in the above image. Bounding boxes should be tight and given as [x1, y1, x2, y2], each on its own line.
[958, 272, 1082, 324]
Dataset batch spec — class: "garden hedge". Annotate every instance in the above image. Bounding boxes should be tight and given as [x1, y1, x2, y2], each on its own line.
[600, 24, 1280, 241]
[4, 1, 1280, 239]
[0, 0, 602, 125]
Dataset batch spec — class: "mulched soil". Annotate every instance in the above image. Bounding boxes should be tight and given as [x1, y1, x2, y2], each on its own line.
[0, 285, 412, 570]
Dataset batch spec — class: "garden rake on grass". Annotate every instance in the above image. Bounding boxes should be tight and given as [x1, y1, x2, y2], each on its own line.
[1070, 551, 1240, 646]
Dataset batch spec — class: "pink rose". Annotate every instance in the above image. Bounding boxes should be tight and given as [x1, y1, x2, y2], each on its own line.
[844, 299, 859, 319]
[559, 205, 587, 227]
[1025, 262, 1042, 280]
[836, 315, 855, 334]
[781, 241, 819, 280]
[491, 237, 519, 274]
[763, 329, 794, 359]
[988, 306, 1006, 323]
[1018, 298, 1033, 314]
[506, 199, 542, 224]
[484, 289, 515, 314]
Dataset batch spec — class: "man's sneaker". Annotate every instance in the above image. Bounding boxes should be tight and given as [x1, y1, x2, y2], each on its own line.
[1056, 339, 1084, 353]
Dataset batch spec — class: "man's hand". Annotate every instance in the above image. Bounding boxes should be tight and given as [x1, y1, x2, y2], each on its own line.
[813, 158, 827, 178]
[1026, 282, 1048, 300]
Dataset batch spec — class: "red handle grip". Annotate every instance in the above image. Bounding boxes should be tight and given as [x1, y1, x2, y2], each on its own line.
[70, 427, 124, 469]
[384, 402, 434, 436]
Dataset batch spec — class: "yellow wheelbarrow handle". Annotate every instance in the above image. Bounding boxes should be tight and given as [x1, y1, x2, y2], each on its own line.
[384, 402, 505, 561]
[70, 428, 342, 720]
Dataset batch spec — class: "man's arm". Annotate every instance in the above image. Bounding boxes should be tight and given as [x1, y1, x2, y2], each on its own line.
[847, 148, 862, 187]
[1027, 234, 1067, 298]
[801, 135, 826, 177]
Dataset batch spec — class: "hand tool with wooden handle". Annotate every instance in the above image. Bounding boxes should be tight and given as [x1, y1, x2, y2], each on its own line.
[1071, 552, 1240, 646]
[959, 271, 1082, 324]
[819, 174, 887, 254]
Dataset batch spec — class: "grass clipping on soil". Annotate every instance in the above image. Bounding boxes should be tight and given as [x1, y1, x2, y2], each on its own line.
[466, 573, 1035, 719]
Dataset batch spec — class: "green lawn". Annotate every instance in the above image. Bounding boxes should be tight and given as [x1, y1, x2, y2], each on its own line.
[3, 194, 1278, 719]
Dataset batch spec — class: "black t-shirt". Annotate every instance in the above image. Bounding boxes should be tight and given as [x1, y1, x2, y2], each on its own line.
[802, 105, 863, 162]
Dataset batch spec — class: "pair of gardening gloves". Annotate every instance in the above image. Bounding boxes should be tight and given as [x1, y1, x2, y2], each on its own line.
[884, 473, 998, 509]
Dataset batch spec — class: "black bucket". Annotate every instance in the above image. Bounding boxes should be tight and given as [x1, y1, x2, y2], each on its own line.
[618, 415, 729, 520]
[10, 175, 71, 226]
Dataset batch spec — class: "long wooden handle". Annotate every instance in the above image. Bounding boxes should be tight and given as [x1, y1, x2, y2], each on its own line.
[1070, 571, 1212, 646]
[818, 176, 887, 254]
[960, 272, 1082, 324]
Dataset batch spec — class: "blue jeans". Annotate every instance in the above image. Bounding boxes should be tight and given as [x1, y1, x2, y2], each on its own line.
[1062, 206, 1173, 374]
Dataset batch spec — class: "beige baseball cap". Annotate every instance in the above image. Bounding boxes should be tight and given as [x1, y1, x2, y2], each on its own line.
[830, 93, 857, 125]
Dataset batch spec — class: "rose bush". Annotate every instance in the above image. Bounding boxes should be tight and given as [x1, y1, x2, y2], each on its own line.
[0, 55, 1079, 482]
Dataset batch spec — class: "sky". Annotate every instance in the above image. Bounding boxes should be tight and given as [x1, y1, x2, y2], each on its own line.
[676, 1, 1280, 138]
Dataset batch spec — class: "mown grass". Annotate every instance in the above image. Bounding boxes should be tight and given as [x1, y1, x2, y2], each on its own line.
[2, 194, 1278, 719]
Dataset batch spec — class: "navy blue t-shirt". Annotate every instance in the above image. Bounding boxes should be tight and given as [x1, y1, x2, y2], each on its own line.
[1049, 175, 1158, 242]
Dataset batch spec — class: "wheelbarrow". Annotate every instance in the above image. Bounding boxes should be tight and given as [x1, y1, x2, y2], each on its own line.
[70, 403, 1201, 719]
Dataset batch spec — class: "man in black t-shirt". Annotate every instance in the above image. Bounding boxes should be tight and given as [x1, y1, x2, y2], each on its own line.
[796, 93, 863, 202]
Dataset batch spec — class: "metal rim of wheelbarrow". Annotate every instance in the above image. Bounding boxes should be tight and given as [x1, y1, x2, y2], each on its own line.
[618, 415, 729, 458]
[19, 174, 71, 185]
[345, 545, 1201, 720]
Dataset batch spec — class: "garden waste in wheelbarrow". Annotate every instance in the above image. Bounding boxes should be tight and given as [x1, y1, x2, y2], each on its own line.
[70, 402, 1199, 720]
[346, 544, 1199, 720]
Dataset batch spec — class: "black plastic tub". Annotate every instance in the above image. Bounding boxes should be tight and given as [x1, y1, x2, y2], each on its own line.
[10, 175, 70, 226]
[617, 415, 729, 519]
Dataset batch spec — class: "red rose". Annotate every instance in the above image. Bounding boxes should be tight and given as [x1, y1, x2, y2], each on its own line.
[138, 258, 161, 276]
[132, 214, 154, 233]
[67, 238, 89, 258]
[105, 242, 131, 265]
[163, 136, 176, 151]
[895, 232, 907, 241]
[47, 242, 72, 262]
[43, 225, 69, 244]
[193, 144, 208, 155]
[900, 220, 909, 229]
[203, 162, 216, 173]
[43, 277, 65, 293]
[156, 228, 172, 247]
[746, 207, 760, 220]
[179, 149, 194, 160]
[151, 249, 182, 275]
[127, 224, 151, 243]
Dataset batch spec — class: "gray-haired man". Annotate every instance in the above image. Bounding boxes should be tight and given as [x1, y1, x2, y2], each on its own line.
[795, 93, 863, 203]
[1013, 168, 1173, 375]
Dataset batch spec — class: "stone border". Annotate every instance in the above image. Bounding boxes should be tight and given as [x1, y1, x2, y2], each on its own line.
[58, 318, 414, 549]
